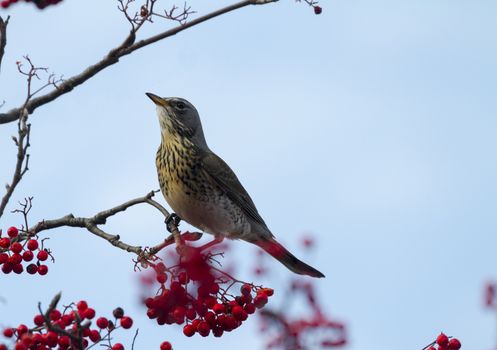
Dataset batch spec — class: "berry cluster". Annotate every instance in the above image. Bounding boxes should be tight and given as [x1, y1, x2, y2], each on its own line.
[0, 226, 51, 275]
[0, 0, 62, 9]
[252, 235, 346, 349]
[141, 246, 273, 339]
[425, 333, 462, 350]
[260, 279, 346, 349]
[0, 299, 134, 350]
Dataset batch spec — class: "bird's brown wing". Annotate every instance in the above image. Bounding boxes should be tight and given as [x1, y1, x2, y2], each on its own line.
[201, 151, 269, 231]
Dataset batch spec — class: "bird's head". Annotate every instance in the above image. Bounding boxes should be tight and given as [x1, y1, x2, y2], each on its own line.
[146, 92, 207, 147]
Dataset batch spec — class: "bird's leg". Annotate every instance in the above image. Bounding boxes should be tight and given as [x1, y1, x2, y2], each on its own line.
[165, 213, 181, 232]
[164, 213, 184, 252]
[198, 235, 224, 252]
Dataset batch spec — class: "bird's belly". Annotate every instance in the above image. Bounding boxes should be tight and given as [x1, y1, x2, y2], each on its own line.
[164, 187, 249, 239]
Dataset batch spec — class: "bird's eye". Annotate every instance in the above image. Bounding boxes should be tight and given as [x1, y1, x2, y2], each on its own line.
[176, 102, 186, 110]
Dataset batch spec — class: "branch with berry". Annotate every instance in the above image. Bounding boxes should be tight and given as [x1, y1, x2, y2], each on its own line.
[296, 0, 322, 15]
[423, 333, 462, 350]
[1, 198, 53, 275]
[136, 242, 275, 346]
[0, 293, 136, 350]
[251, 235, 347, 349]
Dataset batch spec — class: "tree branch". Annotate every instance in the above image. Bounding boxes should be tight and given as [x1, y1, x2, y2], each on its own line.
[0, 108, 30, 218]
[0, 0, 278, 125]
[26, 191, 200, 261]
[0, 15, 8, 74]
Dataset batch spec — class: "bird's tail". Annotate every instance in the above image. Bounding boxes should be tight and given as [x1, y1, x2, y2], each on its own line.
[254, 238, 325, 278]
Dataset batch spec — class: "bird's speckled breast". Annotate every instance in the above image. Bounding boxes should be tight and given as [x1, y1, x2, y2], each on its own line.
[156, 138, 250, 238]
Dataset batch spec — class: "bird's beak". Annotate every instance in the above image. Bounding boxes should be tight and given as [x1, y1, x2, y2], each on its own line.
[146, 92, 170, 107]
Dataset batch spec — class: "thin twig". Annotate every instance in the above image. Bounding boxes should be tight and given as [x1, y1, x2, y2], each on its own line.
[131, 328, 139, 350]
[0, 107, 30, 218]
[0, 0, 278, 125]
[37, 293, 82, 345]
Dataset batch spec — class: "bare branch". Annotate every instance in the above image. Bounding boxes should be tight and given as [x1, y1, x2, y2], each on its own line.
[0, 15, 9, 73]
[28, 191, 181, 260]
[0, 108, 30, 218]
[0, 56, 64, 218]
[0, 0, 278, 125]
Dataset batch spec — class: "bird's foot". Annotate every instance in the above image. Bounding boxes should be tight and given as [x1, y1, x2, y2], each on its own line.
[165, 213, 181, 233]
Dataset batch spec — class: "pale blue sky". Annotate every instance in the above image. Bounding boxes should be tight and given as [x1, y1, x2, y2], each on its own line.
[1, 1, 497, 349]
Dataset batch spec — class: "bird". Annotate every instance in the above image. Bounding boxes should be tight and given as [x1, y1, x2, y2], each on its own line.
[146, 92, 324, 278]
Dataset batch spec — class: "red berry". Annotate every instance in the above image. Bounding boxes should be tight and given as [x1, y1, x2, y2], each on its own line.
[77, 300, 88, 311]
[244, 303, 256, 314]
[178, 272, 189, 284]
[220, 315, 237, 331]
[38, 264, 48, 275]
[22, 250, 34, 262]
[14, 343, 27, 350]
[197, 321, 210, 337]
[156, 273, 167, 284]
[185, 308, 196, 320]
[45, 331, 58, 347]
[209, 283, 220, 294]
[12, 263, 23, 274]
[26, 264, 38, 274]
[33, 314, 45, 326]
[212, 326, 224, 337]
[89, 329, 101, 342]
[10, 242, 22, 254]
[314, 6, 322, 15]
[84, 308, 96, 319]
[0, 237, 10, 249]
[2, 328, 14, 338]
[58, 335, 71, 348]
[231, 305, 244, 320]
[50, 309, 62, 321]
[27, 239, 38, 251]
[240, 284, 252, 296]
[31, 333, 43, 344]
[7, 227, 18, 238]
[212, 303, 225, 314]
[160, 341, 172, 350]
[191, 319, 201, 329]
[0, 253, 8, 264]
[120, 316, 133, 329]
[437, 333, 449, 347]
[253, 293, 268, 308]
[173, 306, 186, 324]
[204, 312, 217, 327]
[96, 317, 109, 329]
[62, 313, 74, 325]
[10, 253, 22, 264]
[448, 338, 461, 350]
[17, 324, 28, 336]
[1, 262, 13, 274]
[260, 288, 274, 296]
[37, 250, 48, 261]
[112, 344, 125, 350]
[183, 324, 195, 337]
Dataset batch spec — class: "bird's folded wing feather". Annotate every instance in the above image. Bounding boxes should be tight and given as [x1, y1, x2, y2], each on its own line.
[201, 151, 269, 230]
